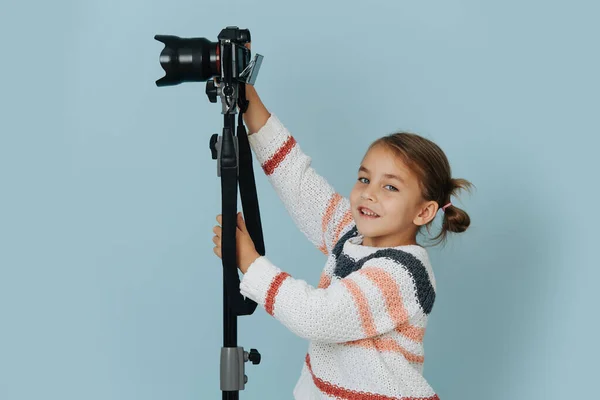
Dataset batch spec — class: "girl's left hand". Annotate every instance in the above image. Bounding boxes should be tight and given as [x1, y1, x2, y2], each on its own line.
[213, 212, 260, 274]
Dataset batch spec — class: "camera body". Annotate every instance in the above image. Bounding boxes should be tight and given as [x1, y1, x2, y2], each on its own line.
[217, 26, 252, 82]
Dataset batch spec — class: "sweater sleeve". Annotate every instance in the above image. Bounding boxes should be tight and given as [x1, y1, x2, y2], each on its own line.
[239, 255, 432, 344]
[247, 114, 355, 256]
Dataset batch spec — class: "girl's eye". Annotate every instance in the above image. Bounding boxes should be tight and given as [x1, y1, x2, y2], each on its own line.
[385, 185, 398, 192]
[358, 177, 369, 184]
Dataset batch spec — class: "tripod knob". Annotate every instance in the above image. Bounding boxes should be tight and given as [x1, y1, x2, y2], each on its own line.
[248, 348, 261, 365]
[206, 79, 218, 103]
[210, 134, 218, 160]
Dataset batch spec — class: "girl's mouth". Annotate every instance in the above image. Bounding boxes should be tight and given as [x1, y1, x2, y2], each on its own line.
[358, 207, 380, 219]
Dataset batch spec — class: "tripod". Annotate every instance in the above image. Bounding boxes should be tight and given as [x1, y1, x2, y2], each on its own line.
[155, 27, 265, 398]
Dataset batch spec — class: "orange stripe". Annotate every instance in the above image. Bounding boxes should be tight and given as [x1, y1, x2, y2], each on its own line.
[358, 267, 425, 342]
[358, 267, 408, 327]
[305, 354, 437, 400]
[344, 338, 424, 363]
[317, 272, 332, 289]
[396, 324, 426, 343]
[341, 279, 377, 337]
[264, 272, 290, 316]
[318, 244, 328, 255]
[334, 210, 354, 244]
[321, 194, 343, 253]
[262, 136, 296, 175]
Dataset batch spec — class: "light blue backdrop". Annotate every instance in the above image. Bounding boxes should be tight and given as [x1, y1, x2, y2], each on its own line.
[1, 1, 598, 399]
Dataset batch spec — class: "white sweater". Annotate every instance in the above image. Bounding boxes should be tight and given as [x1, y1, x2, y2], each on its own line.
[240, 114, 440, 400]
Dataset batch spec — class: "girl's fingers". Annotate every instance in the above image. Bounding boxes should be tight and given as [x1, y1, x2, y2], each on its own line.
[214, 213, 248, 240]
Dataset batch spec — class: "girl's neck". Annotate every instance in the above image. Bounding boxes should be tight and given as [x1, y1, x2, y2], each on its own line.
[361, 235, 419, 248]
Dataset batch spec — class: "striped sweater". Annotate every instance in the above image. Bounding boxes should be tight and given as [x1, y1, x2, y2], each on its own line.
[240, 114, 439, 400]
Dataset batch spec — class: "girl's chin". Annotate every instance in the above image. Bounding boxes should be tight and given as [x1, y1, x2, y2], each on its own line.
[356, 224, 379, 236]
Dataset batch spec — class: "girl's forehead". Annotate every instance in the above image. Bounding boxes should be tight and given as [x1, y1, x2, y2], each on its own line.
[363, 145, 409, 171]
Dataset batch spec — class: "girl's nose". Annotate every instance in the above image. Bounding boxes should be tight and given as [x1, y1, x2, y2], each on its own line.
[361, 190, 375, 201]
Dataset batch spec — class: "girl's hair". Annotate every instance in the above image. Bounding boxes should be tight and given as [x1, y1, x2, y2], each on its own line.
[367, 132, 474, 247]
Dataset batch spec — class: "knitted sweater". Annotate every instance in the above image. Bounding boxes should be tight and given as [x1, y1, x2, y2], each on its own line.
[240, 114, 439, 400]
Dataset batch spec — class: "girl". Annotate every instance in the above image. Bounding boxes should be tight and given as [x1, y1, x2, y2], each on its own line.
[212, 83, 473, 399]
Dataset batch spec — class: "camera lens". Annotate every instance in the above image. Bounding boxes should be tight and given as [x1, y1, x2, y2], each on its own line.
[155, 35, 220, 86]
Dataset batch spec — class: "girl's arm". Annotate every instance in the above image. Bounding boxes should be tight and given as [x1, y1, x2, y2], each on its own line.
[242, 85, 271, 136]
[243, 85, 355, 255]
[239, 255, 435, 344]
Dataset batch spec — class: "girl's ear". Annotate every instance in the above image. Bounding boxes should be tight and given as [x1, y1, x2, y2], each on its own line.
[413, 201, 438, 226]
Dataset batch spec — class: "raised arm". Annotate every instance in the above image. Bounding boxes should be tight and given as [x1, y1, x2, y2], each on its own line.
[243, 85, 355, 255]
[242, 84, 271, 136]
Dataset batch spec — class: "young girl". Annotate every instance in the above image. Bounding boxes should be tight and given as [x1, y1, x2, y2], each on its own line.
[212, 83, 473, 399]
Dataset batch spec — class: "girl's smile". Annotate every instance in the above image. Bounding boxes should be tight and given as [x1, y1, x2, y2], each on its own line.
[357, 206, 380, 219]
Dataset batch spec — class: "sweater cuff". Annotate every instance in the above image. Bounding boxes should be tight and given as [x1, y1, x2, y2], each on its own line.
[239, 256, 282, 305]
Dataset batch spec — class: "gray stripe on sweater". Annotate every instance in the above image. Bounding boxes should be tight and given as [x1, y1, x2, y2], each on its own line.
[331, 226, 435, 314]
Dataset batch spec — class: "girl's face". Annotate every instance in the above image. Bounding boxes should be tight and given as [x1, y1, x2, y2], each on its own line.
[349, 145, 429, 247]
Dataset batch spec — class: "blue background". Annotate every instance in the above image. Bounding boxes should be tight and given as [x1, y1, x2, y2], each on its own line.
[1, 1, 598, 399]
